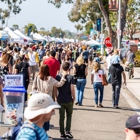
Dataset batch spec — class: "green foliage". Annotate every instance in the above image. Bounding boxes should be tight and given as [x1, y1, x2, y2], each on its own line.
[125, 0, 140, 39]
[39, 30, 51, 36]
[40, 27, 45, 31]
[51, 27, 65, 37]
[0, 0, 26, 25]
[75, 24, 83, 31]
[84, 21, 93, 35]
[24, 23, 38, 34]
[12, 24, 19, 30]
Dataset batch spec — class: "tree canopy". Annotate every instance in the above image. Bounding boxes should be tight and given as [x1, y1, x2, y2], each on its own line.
[24, 23, 38, 34]
[12, 24, 19, 30]
[0, 0, 26, 25]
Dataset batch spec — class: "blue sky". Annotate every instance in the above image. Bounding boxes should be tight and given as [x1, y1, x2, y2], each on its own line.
[1, 0, 76, 32]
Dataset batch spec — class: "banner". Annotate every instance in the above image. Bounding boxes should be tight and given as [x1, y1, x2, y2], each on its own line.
[109, 0, 118, 12]
[5, 75, 23, 87]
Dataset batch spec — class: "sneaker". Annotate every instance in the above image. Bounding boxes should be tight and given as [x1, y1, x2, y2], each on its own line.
[60, 134, 67, 139]
[75, 102, 79, 105]
[65, 132, 73, 139]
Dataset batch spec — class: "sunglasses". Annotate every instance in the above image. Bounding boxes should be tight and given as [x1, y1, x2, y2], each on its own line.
[129, 128, 140, 134]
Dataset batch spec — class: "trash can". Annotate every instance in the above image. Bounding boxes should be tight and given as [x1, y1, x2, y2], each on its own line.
[3, 86, 26, 125]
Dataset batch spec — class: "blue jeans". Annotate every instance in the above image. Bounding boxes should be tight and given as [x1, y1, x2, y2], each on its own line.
[93, 82, 104, 105]
[76, 79, 86, 105]
[112, 83, 121, 106]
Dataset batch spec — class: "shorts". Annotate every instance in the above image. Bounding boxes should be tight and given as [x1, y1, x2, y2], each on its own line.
[30, 65, 36, 74]
[84, 58, 88, 64]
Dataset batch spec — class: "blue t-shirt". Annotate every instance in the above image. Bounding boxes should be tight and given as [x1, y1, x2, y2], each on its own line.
[37, 49, 45, 60]
[16, 123, 49, 140]
[82, 50, 89, 59]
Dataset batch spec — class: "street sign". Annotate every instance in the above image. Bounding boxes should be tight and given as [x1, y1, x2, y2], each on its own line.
[104, 37, 112, 47]
[109, 0, 118, 12]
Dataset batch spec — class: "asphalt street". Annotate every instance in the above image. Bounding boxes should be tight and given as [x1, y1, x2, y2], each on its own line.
[0, 67, 140, 140]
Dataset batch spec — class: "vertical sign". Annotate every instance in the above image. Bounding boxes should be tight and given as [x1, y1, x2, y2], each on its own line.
[109, 0, 119, 12]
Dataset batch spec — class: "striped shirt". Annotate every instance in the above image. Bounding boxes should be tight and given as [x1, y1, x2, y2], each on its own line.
[16, 123, 49, 140]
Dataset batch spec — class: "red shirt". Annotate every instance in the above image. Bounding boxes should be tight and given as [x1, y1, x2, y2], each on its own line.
[44, 57, 60, 78]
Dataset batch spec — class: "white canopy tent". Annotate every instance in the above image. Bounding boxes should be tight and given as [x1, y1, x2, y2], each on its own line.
[14, 30, 33, 42]
[33, 33, 47, 41]
[4, 27, 23, 43]
[85, 40, 100, 45]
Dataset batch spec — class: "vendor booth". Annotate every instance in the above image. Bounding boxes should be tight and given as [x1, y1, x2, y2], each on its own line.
[4, 27, 23, 43]
[0, 30, 9, 53]
[14, 30, 33, 43]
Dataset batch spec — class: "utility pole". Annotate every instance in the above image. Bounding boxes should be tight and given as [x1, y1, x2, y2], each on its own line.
[117, 0, 121, 49]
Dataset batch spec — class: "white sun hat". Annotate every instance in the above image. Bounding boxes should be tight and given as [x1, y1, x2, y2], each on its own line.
[24, 93, 60, 120]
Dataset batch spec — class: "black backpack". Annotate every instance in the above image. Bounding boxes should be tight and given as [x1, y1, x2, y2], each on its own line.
[18, 62, 28, 79]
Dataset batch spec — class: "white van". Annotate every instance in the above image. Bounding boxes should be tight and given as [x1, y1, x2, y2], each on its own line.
[138, 43, 140, 50]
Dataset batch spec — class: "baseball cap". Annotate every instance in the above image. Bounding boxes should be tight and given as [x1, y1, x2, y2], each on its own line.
[24, 93, 60, 120]
[126, 115, 140, 129]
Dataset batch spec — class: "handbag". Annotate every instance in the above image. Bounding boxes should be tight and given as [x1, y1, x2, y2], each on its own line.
[101, 70, 108, 86]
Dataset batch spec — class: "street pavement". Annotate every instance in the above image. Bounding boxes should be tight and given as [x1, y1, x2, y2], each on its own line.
[125, 67, 140, 101]
[0, 66, 140, 140]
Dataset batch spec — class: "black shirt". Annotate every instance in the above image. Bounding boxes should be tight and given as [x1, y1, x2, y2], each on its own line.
[56, 74, 74, 104]
[74, 64, 86, 79]
[109, 64, 124, 84]
[15, 62, 29, 79]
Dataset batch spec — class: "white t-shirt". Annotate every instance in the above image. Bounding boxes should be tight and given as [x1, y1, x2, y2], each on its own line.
[91, 69, 106, 82]
[28, 52, 37, 66]
[106, 55, 112, 69]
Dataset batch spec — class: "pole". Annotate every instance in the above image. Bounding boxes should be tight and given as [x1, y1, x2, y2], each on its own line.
[118, 0, 121, 49]
[100, 18, 104, 55]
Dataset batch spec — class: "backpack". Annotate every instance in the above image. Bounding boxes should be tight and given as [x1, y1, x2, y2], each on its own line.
[18, 63, 28, 79]
[2, 123, 40, 140]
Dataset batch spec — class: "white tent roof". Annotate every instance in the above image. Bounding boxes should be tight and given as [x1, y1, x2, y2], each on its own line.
[33, 33, 46, 41]
[85, 40, 100, 45]
[14, 30, 32, 41]
[4, 27, 23, 42]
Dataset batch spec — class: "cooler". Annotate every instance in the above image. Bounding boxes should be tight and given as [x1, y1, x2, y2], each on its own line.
[2, 86, 26, 125]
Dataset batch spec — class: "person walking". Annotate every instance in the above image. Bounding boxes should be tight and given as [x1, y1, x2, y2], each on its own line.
[14, 56, 30, 102]
[91, 62, 106, 108]
[16, 93, 60, 140]
[109, 60, 126, 108]
[125, 115, 140, 140]
[26, 48, 39, 80]
[126, 49, 135, 78]
[32, 64, 66, 132]
[43, 51, 60, 78]
[37, 44, 45, 67]
[73, 55, 88, 106]
[55, 62, 75, 139]
[82, 47, 89, 65]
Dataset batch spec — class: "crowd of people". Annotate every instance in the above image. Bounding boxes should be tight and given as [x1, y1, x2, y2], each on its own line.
[0, 42, 137, 139]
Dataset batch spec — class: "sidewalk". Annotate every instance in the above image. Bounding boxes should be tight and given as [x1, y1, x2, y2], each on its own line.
[125, 67, 140, 101]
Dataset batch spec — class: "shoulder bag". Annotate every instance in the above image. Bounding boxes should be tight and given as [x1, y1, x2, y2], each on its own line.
[101, 70, 108, 86]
